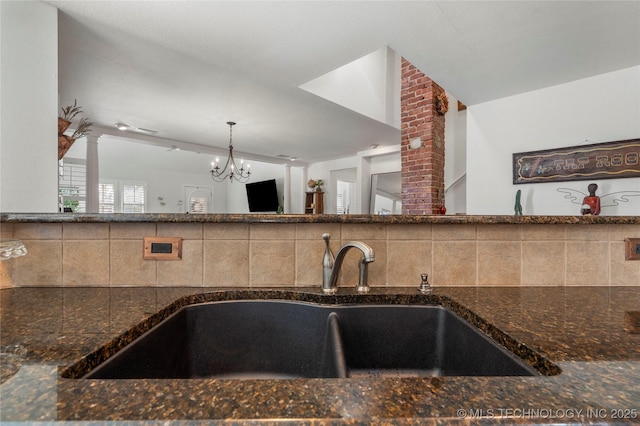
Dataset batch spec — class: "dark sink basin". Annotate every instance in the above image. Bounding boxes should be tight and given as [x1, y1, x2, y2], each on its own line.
[81, 300, 543, 379]
[84, 301, 347, 379]
[336, 305, 537, 377]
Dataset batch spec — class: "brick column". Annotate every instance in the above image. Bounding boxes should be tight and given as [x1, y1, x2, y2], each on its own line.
[401, 58, 446, 214]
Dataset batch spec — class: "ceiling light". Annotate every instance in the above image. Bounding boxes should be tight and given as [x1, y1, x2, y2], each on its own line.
[135, 127, 158, 135]
[210, 121, 251, 183]
[115, 123, 130, 131]
[277, 154, 297, 162]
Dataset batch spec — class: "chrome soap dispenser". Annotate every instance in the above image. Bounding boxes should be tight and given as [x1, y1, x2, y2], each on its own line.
[419, 273, 432, 295]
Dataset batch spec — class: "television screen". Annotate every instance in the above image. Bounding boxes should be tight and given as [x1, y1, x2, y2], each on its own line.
[246, 179, 279, 212]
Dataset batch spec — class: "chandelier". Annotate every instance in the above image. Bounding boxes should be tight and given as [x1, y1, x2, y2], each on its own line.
[210, 121, 251, 183]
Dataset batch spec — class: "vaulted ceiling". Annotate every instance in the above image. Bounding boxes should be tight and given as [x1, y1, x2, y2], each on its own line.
[51, 1, 640, 164]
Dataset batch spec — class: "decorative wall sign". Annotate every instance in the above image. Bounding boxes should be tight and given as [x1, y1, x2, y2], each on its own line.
[513, 139, 640, 184]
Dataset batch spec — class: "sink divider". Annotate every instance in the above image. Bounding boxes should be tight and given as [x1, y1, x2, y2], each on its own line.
[322, 312, 348, 378]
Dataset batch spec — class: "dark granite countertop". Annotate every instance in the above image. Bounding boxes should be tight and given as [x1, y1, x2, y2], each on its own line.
[2, 212, 640, 224]
[1, 286, 639, 424]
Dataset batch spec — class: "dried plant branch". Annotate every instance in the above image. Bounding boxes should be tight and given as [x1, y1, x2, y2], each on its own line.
[60, 99, 83, 121]
[71, 117, 93, 139]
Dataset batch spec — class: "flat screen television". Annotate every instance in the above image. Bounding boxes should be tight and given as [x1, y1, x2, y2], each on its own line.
[245, 179, 279, 212]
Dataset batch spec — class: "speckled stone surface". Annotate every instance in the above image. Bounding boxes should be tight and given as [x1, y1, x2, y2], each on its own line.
[626, 312, 640, 334]
[2, 212, 640, 224]
[1, 286, 639, 424]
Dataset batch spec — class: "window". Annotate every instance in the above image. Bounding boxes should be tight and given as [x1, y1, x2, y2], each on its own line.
[98, 182, 115, 213]
[184, 186, 212, 214]
[98, 180, 146, 213]
[189, 196, 208, 213]
[122, 184, 146, 213]
[336, 193, 345, 214]
[59, 158, 86, 212]
[336, 179, 353, 214]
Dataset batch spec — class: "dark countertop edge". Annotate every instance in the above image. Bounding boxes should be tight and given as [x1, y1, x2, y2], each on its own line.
[2, 213, 639, 224]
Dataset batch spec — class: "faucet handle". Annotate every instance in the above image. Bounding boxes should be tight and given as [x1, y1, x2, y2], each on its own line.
[322, 233, 335, 293]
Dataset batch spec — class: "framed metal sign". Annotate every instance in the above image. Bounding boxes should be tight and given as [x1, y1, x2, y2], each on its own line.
[513, 139, 640, 184]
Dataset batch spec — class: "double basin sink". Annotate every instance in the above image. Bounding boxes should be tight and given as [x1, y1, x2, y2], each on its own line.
[76, 299, 553, 380]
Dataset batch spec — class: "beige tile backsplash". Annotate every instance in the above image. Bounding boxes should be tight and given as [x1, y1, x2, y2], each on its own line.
[157, 240, 203, 286]
[477, 241, 521, 286]
[565, 241, 610, 286]
[2, 222, 640, 288]
[110, 240, 157, 286]
[63, 240, 110, 286]
[250, 240, 296, 286]
[62, 223, 109, 240]
[521, 241, 566, 286]
[204, 239, 250, 287]
[10, 240, 63, 286]
[432, 240, 477, 286]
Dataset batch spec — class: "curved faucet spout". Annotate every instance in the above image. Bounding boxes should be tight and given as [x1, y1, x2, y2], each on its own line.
[336, 241, 376, 263]
[322, 236, 375, 294]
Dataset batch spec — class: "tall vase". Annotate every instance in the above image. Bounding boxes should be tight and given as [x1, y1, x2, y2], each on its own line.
[58, 117, 75, 160]
[58, 117, 71, 135]
[58, 135, 76, 160]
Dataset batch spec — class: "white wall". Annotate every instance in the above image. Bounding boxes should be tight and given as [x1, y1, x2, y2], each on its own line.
[467, 66, 640, 216]
[0, 1, 58, 212]
[369, 150, 401, 175]
[87, 138, 227, 213]
[288, 166, 305, 214]
[308, 155, 360, 213]
[65, 135, 305, 214]
[308, 147, 402, 214]
[444, 93, 467, 214]
[300, 46, 401, 129]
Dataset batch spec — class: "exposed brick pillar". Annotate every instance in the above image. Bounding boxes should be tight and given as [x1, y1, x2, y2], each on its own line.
[401, 58, 446, 215]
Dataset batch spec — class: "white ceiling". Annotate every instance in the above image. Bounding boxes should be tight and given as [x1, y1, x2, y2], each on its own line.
[50, 1, 640, 164]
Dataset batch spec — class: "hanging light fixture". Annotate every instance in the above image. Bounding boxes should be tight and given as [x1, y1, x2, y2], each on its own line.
[210, 121, 251, 183]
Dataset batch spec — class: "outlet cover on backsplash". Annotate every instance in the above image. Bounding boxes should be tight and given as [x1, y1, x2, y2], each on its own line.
[143, 237, 182, 260]
[624, 238, 640, 260]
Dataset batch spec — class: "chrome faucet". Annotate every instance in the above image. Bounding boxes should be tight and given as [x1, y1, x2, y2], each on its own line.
[322, 233, 375, 294]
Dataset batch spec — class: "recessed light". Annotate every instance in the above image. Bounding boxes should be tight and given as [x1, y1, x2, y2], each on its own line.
[115, 123, 130, 131]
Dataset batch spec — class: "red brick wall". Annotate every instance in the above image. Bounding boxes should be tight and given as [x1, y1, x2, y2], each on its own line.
[401, 58, 446, 214]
